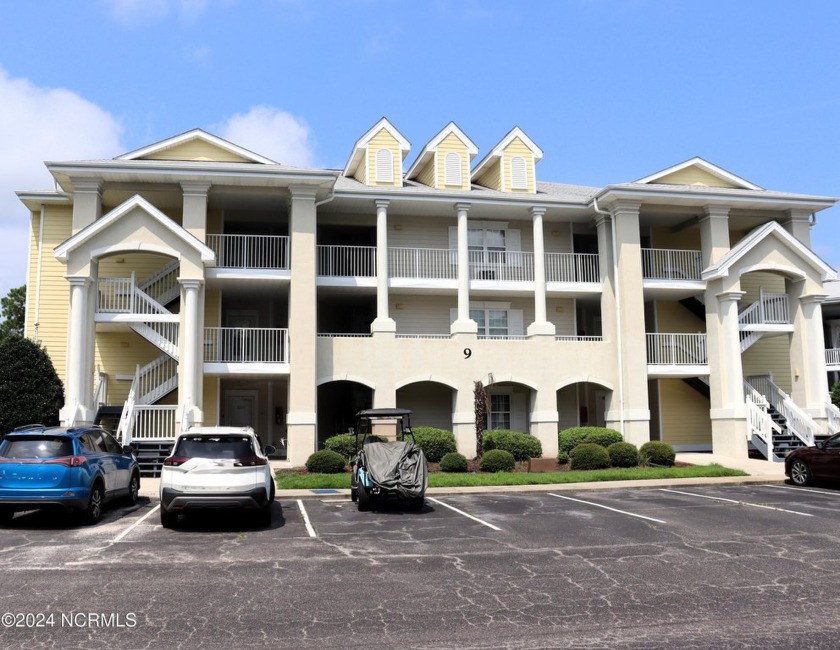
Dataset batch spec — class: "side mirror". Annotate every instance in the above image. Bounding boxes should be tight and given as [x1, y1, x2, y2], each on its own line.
[123, 445, 134, 455]
[264, 445, 277, 455]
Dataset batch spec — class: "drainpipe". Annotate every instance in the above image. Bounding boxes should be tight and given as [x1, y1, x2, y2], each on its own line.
[33, 206, 45, 343]
[592, 196, 625, 435]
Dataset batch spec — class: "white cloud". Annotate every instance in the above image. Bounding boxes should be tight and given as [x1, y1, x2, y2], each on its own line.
[215, 106, 316, 167]
[0, 67, 124, 297]
[105, 0, 209, 26]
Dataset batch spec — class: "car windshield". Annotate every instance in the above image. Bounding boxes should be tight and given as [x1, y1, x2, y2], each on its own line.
[0, 436, 74, 459]
[174, 435, 255, 459]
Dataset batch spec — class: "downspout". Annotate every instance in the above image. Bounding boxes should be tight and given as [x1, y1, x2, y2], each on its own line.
[33, 206, 45, 343]
[592, 196, 625, 435]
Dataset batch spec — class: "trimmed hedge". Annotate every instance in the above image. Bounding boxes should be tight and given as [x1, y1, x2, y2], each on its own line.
[439, 452, 468, 473]
[557, 450, 569, 465]
[305, 449, 347, 473]
[412, 427, 457, 462]
[483, 429, 542, 461]
[479, 449, 516, 472]
[639, 441, 676, 467]
[323, 434, 357, 460]
[569, 443, 610, 470]
[559, 427, 623, 453]
[607, 442, 639, 468]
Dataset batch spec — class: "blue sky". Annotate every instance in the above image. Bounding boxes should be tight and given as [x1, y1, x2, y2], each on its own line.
[0, 0, 839, 298]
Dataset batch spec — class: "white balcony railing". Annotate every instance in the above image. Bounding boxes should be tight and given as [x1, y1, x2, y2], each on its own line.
[826, 349, 840, 366]
[555, 335, 604, 342]
[740, 293, 790, 326]
[468, 250, 534, 282]
[646, 333, 708, 365]
[97, 275, 169, 315]
[204, 327, 289, 363]
[318, 245, 376, 277]
[131, 405, 177, 441]
[545, 253, 600, 283]
[207, 234, 290, 270]
[389, 248, 455, 280]
[642, 248, 703, 280]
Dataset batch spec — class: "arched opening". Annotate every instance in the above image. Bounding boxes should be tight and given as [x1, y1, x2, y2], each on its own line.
[556, 381, 611, 431]
[317, 380, 373, 446]
[484, 381, 532, 432]
[396, 381, 455, 431]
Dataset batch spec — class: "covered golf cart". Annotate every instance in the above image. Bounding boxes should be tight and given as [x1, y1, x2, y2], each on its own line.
[350, 408, 428, 511]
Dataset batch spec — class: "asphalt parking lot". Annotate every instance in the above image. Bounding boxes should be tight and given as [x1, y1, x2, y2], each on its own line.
[3, 483, 840, 649]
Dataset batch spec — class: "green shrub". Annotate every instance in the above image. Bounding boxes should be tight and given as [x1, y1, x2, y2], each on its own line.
[439, 452, 468, 473]
[483, 429, 542, 461]
[412, 427, 457, 462]
[305, 449, 346, 473]
[557, 451, 569, 465]
[479, 449, 516, 472]
[607, 441, 639, 468]
[639, 441, 676, 467]
[558, 427, 623, 453]
[0, 336, 63, 433]
[569, 443, 610, 470]
[323, 434, 357, 460]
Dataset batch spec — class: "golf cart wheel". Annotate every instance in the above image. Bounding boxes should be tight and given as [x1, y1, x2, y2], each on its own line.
[350, 487, 357, 502]
[357, 481, 370, 512]
[408, 497, 424, 511]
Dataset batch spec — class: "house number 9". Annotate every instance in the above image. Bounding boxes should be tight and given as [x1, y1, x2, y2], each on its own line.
[464, 348, 472, 359]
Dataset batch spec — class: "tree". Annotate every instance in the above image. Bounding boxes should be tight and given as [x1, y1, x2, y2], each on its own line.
[0, 335, 64, 433]
[0, 285, 25, 342]
[832, 381, 840, 408]
[474, 380, 488, 459]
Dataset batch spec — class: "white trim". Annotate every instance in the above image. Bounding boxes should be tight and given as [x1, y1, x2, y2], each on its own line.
[634, 156, 762, 190]
[343, 117, 411, 177]
[471, 126, 543, 181]
[405, 122, 478, 181]
[117, 128, 277, 164]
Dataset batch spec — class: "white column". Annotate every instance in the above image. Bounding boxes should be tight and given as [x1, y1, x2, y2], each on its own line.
[782, 209, 813, 248]
[371, 199, 396, 333]
[451, 202, 477, 334]
[699, 206, 730, 268]
[181, 181, 211, 241]
[71, 179, 102, 234]
[178, 279, 203, 431]
[527, 206, 554, 337]
[790, 290, 829, 416]
[61, 276, 94, 424]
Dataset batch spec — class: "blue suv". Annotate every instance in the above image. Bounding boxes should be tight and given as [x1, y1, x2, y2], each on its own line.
[0, 425, 140, 525]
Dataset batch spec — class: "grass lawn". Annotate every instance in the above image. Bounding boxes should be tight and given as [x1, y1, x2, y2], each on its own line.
[275, 463, 747, 490]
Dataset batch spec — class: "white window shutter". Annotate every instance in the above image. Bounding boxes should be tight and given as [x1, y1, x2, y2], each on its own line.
[510, 156, 527, 189]
[376, 148, 393, 183]
[444, 152, 462, 187]
[448, 226, 458, 265]
[508, 309, 524, 336]
[506, 228, 522, 268]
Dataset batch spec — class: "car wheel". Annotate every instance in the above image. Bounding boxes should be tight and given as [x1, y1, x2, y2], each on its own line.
[408, 497, 424, 511]
[357, 481, 370, 512]
[790, 459, 811, 486]
[81, 483, 104, 525]
[269, 481, 276, 504]
[124, 471, 140, 506]
[160, 509, 178, 529]
[256, 505, 272, 528]
[0, 508, 13, 524]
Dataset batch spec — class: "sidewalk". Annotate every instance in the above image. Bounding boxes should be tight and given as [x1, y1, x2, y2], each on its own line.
[138, 452, 788, 500]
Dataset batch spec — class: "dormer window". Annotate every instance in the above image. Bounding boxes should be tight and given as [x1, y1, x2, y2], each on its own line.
[510, 156, 527, 189]
[375, 148, 394, 183]
[444, 152, 462, 187]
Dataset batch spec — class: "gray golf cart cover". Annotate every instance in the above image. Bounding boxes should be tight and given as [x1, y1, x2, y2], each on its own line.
[361, 441, 428, 499]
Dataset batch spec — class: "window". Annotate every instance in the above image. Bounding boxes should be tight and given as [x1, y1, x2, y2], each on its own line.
[471, 308, 509, 338]
[375, 148, 394, 183]
[489, 394, 511, 430]
[444, 152, 462, 186]
[510, 156, 527, 189]
[468, 228, 506, 265]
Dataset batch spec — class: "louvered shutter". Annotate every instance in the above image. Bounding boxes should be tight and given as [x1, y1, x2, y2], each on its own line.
[510, 156, 527, 189]
[376, 148, 393, 183]
[508, 309, 524, 336]
[444, 152, 462, 187]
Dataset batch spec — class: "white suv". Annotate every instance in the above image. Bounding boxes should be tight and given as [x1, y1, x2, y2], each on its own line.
[159, 427, 276, 528]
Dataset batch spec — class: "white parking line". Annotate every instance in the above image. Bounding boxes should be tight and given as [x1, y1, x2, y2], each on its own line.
[548, 493, 666, 524]
[111, 505, 160, 543]
[760, 484, 840, 496]
[660, 489, 813, 516]
[297, 499, 317, 538]
[426, 497, 502, 531]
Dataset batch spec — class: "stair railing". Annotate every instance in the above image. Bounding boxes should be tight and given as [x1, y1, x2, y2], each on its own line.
[746, 375, 816, 446]
[138, 260, 180, 305]
[826, 400, 840, 434]
[92, 367, 108, 408]
[137, 355, 178, 405]
[116, 366, 139, 445]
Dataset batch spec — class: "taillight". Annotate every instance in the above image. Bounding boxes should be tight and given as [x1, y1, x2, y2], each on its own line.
[45, 456, 86, 467]
[235, 456, 267, 467]
[163, 456, 190, 467]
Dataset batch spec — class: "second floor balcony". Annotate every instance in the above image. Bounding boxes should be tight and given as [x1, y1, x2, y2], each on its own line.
[646, 332, 708, 377]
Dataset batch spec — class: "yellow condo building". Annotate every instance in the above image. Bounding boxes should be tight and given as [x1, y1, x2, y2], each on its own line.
[16, 119, 840, 473]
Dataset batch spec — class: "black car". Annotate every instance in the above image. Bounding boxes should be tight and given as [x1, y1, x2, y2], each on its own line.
[785, 432, 840, 486]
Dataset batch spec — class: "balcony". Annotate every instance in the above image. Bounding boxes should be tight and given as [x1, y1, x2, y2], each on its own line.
[826, 349, 840, 372]
[642, 248, 703, 280]
[204, 327, 290, 373]
[646, 333, 708, 377]
[206, 235, 290, 282]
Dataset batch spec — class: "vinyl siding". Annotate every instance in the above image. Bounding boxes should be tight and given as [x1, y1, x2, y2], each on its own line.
[547, 298, 576, 335]
[655, 301, 706, 332]
[366, 129, 402, 187]
[204, 288, 221, 327]
[202, 377, 219, 426]
[437, 133, 470, 191]
[651, 167, 738, 188]
[502, 138, 536, 193]
[743, 336, 792, 394]
[416, 157, 436, 188]
[141, 140, 253, 163]
[658, 378, 712, 446]
[648, 225, 702, 250]
[396, 382, 453, 430]
[98, 253, 176, 284]
[474, 159, 502, 191]
[392, 296, 455, 335]
[94, 332, 165, 406]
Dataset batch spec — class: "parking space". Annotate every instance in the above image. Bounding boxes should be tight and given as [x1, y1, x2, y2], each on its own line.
[5, 483, 840, 566]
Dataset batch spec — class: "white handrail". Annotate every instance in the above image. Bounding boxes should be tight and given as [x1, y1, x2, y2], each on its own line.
[739, 292, 789, 326]
[389, 248, 455, 280]
[317, 245, 376, 277]
[545, 253, 599, 283]
[204, 328, 289, 363]
[92, 368, 107, 407]
[826, 400, 840, 434]
[641, 248, 703, 280]
[207, 234, 290, 270]
[116, 366, 139, 444]
[746, 375, 817, 446]
[646, 333, 708, 365]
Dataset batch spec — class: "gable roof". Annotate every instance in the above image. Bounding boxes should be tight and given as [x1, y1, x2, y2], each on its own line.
[343, 117, 411, 176]
[702, 221, 836, 282]
[635, 157, 762, 190]
[470, 126, 543, 180]
[116, 128, 277, 165]
[405, 122, 478, 181]
[54, 194, 215, 263]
